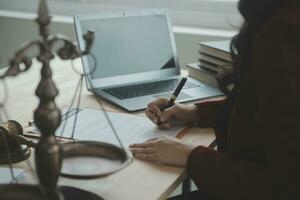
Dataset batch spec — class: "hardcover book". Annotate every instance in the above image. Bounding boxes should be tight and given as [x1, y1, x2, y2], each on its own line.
[199, 40, 232, 62]
[186, 63, 219, 88]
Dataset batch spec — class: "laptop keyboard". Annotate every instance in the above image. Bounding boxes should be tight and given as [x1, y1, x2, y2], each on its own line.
[103, 78, 200, 100]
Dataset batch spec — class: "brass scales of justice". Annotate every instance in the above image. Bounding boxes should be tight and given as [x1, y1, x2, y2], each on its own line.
[0, 0, 132, 199]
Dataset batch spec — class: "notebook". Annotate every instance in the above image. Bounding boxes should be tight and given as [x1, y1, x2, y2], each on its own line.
[0, 167, 26, 184]
[27, 107, 190, 147]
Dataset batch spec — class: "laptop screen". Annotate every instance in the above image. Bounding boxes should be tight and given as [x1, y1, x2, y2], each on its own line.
[76, 11, 178, 81]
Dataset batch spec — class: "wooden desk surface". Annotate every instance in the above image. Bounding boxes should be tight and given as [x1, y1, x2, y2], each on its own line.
[1, 57, 215, 200]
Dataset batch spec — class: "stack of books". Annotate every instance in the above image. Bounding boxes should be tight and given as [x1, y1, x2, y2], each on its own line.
[186, 40, 233, 88]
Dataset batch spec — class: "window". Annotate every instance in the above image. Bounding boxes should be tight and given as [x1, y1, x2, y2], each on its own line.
[54, 0, 242, 29]
[1, 0, 242, 34]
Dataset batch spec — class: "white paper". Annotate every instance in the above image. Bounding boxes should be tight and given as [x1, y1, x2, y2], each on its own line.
[0, 167, 26, 184]
[29, 107, 185, 148]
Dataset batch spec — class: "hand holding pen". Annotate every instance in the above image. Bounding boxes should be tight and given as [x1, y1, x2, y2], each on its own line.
[156, 77, 187, 125]
[145, 77, 187, 128]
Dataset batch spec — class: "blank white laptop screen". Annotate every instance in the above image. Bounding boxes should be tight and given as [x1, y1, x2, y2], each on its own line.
[79, 12, 176, 79]
[74, 11, 223, 111]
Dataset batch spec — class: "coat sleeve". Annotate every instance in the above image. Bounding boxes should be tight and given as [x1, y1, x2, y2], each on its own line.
[194, 96, 226, 127]
[186, 20, 300, 200]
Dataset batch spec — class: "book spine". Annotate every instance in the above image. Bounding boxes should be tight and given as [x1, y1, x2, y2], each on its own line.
[199, 52, 232, 67]
[186, 64, 219, 88]
[198, 60, 233, 74]
[198, 48, 232, 62]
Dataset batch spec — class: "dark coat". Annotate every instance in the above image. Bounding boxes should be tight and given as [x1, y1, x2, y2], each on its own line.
[187, 2, 300, 200]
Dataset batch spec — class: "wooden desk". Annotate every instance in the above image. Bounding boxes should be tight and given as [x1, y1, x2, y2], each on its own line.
[1, 57, 215, 200]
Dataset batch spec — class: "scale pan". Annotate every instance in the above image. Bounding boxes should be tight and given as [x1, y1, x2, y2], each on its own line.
[0, 145, 30, 164]
[0, 184, 104, 200]
[61, 141, 132, 179]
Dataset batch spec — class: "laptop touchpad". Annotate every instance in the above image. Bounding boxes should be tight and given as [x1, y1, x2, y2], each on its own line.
[153, 92, 192, 100]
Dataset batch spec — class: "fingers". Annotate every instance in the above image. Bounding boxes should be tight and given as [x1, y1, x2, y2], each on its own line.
[145, 110, 172, 129]
[134, 153, 158, 161]
[129, 141, 158, 162]
[148, 103, 162, 117]
[159, 106, 178, 123]
[158, 122, 171, 130]
[146, 102, 164, 123]
[146, 98, 169, 115]
[130, 146, 158, 162]
[129, 141, 156, 148]
[146, 98, 178, 125]
[145, 108, 158, 124]
[129, 138, 159, 160]
[153, 98, 169, 108]
[130, 147, 156, 154]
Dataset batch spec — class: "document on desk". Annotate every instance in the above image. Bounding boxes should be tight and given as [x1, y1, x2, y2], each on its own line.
[28, 107, 188, 147]
[0, 167, 26, 184]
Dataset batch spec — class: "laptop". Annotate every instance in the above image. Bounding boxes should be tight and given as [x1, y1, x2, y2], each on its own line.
[74, 10, 223, 112]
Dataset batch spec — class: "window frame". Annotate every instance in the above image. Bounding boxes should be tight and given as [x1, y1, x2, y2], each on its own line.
[1, 0, 242, 35]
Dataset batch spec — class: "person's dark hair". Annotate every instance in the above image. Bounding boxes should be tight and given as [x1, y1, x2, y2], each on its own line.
[219, 0, 287, 94]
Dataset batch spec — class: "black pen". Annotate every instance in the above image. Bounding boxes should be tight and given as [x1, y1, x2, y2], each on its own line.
[156, 77, 187, 125]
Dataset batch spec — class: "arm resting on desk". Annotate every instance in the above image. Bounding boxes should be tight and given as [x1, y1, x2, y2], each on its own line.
[186, 20, 300, 200]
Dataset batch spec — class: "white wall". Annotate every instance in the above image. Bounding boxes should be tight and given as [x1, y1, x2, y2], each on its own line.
[0, 0, 242, 29]
[0, 16, 229, 69]
[0, 0, 241, 68]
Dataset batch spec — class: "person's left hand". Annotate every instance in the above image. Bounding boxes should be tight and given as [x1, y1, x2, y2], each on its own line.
[129, 136, 196, 167]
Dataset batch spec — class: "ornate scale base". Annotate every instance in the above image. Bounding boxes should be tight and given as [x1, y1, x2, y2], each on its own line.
[0, 0, 129, 199]
[0, 184, 104, 200]
[61, 141, 132, 179]
[59, 186, 104, 200]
